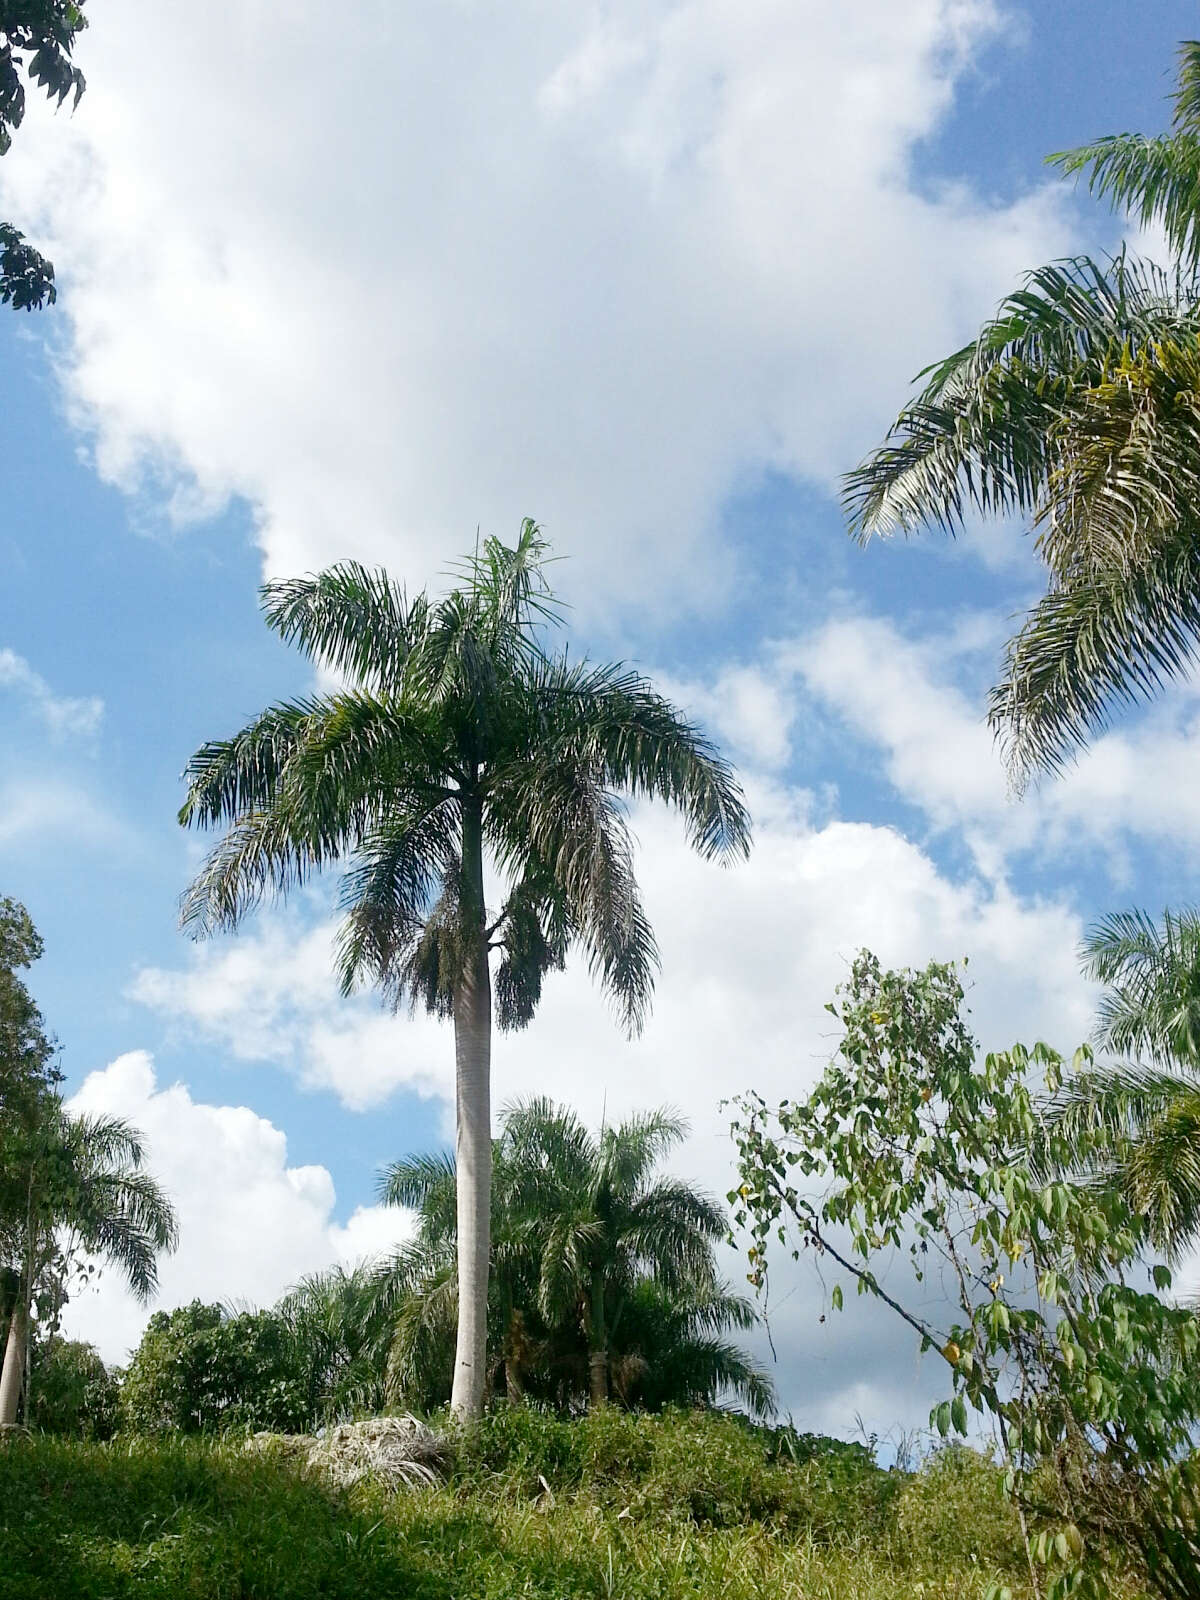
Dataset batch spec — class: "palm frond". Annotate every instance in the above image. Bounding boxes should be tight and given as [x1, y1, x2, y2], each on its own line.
[261, 563, 428, 692]
[1048, 43, 1200, 272]
[1082, 907, 1200, 1061]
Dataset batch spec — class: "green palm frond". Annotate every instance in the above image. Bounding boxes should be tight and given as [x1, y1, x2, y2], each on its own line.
[261, 563, 428, 692]
[845, 248, 1200, 782]
[334, 806, 459, 997]
[1083, 907, 1200, 1060]
[1049, 43, 1200, 273]
[379, 1150, 457, 1228]
[989, 523, 1200, 779]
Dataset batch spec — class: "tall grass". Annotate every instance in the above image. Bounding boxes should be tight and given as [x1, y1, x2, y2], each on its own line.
[0, 1411, 1141, 1599]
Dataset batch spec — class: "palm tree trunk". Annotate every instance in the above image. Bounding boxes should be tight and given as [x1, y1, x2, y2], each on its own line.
[450, 795, 492, 1423]
[588, 1272, 609, 1407]
[588, 1348, 609, 1407]
[0, 1299, 26, 1427]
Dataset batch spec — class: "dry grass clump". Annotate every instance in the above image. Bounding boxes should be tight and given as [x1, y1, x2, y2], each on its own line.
[304, 1415, 449, 1490]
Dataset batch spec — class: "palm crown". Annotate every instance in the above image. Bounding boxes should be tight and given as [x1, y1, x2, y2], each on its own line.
[180, 522, 748, 1032]
[843, 43, 1200, 785]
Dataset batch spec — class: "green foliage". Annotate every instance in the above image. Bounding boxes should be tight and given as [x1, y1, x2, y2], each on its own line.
[0, 894, 56, 1131]
[1044, 905, 1200, 1258]
[892, 1446, 1026, 1571]
[28, 1336, 119, 1438]
[379, 1098, 772, 1415]
[120, 1301, 313, 1435]
[179, 526, 749, 1034]
[453, 1405, 897, 1539]
[0, 1421, 1079, 1600]
[842, 41, 1200, 785]
[730, 951, 1200, 1600]
[0, 3, 88, 310]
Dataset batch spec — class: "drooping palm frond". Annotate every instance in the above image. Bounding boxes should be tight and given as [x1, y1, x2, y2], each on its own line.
[844, 254, 1199, 542]
[844, 250, 1200, 783]
[1049, 1062, 1200, 1258]
[1050, 43, 1200, 273]
[1082, 907, 1200, 1060]
[379, 1150, 457, 1235]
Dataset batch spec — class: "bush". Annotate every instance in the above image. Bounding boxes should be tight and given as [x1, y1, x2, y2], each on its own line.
[453, 1405, 898, 1540]
[28, 1338, 120, 1439]
[120, 1300, 311, 1434]
[892, 1446, 1025, 1569]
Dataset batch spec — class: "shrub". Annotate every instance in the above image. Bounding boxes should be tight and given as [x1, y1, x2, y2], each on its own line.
[453, 1405, 898, 1540]
[892, 1446, 1025, 1569]
[28, 1338, 120, 1439]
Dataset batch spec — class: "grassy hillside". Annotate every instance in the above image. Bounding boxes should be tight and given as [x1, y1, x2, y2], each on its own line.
[0, 1409, 1136, 1599]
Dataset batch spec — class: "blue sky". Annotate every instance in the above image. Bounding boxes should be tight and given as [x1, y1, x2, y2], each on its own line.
[3, 0, 1199, 1427]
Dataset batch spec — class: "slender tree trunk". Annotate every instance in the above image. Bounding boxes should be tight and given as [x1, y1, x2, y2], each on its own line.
[0, 1299, 26, 1427]
[588, 1348, 609, 1408]
[588, 1272, 608, 1408]
[450, 794, 492, 1423]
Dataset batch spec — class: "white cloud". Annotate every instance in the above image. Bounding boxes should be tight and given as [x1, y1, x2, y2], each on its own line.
[792, 611, 1200, 869]
[0, 776, 124, 850]
[0, 647, 103, 739]
[0, 1, 1073, 613]
[60, 1052, 413, 1364]
[128, 922, 448, 1113]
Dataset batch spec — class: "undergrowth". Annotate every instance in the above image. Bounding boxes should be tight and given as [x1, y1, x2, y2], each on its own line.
[0, 1409, 1142, 1599]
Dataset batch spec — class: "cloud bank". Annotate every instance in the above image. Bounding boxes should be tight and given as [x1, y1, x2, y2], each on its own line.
[2, 0, 1071, 613]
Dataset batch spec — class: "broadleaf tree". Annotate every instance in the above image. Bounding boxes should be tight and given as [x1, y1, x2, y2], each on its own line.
[0, 2, 88, 310]
[179, 523, 750, 1419]
[730, 952, 1200, 1600]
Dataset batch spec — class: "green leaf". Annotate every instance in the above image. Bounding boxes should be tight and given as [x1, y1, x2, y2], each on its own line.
[831, 1283, 843, 1312]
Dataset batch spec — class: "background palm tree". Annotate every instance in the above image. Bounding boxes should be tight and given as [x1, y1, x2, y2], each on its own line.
[1051, 907, 1200, 1258]
[0, 1102, 177, 1426]
[179, 522, 750, 1420]
[379, 1097, 773, 1417]
[275, 1262, 392, 1423]
[843, 42, 1200, 788]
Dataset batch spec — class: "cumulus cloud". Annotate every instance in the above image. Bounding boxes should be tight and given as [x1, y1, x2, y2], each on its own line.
[0, 647, 103, 739]
[60, 1052, 413, 1364]
[0, 0, 1073, 613]
[792, 611, 1200, 868]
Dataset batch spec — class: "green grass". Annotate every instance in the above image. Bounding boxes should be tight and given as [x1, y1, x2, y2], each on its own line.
[0, 1411, 1140, 1599]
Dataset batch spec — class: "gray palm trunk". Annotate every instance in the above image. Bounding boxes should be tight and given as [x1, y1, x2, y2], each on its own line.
[0, 1300, 26, 1426]
[588, 1271, 609, 1407]
[449, 797, 492, 1422]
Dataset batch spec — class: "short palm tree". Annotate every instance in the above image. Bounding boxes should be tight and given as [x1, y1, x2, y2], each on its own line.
[275, 1262, 392, 1423]
[179, 523, 750, 1418]
[1049, 908, 1200, 1254]
[380, 1097, 771, 1415]
[0, 1101, 177, 1426]
[843, 42, 1200, 787]
[1050, 907, 1200, 1258]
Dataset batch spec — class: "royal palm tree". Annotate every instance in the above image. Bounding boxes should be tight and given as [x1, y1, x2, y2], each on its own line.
[179, 524, 750, 1419]
[843, 42, 1200, 787]
[380, 1097, 770, 1414]
[0, 1101, 177, 1425]
[1051, 908, 1200, 1258]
